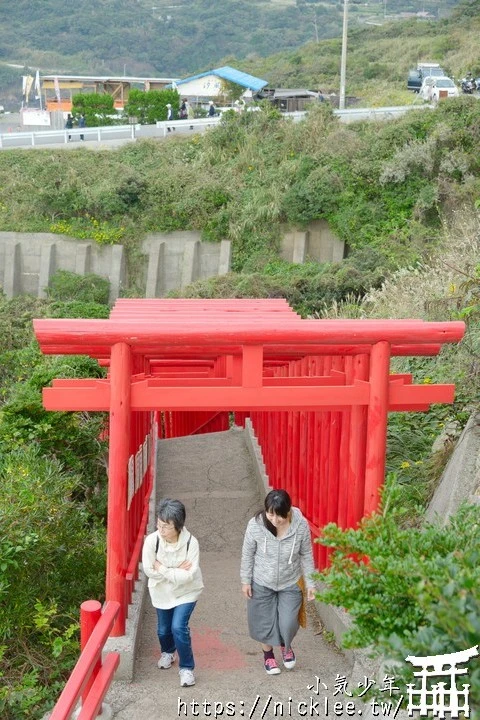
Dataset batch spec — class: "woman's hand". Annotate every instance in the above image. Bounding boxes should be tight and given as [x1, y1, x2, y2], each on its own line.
[153, 560, 162, 571]
[177, 559, 192, 570]
[242, 583, 252, 599]
[307, 587, 316, 602]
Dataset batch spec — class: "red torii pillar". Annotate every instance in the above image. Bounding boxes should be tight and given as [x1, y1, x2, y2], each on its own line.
[364, 341, 391, 515]
[107, 342, 132, 636]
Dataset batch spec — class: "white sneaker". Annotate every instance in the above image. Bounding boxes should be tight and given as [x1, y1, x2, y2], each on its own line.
[157, 652, 175, 669]
[179, 668, 195, 686]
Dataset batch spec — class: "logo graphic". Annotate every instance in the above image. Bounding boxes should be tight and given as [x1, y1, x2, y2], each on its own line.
[405, 645, 478, 718]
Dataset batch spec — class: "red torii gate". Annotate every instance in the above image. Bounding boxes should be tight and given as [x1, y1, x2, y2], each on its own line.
[33, 299, 465, 635]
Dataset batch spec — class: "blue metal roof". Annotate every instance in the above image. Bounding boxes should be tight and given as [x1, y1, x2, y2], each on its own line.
[173, 65, 267, 91]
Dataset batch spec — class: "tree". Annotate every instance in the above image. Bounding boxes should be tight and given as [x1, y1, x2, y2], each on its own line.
[72, 93, 117, 126]
[124, 88, 180, 124]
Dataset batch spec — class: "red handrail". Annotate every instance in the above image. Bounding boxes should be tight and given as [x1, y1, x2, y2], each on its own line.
[125, 486, 152, 604]
[49, 600, 120, 720]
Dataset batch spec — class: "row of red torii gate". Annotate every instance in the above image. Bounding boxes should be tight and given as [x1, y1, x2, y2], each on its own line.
[33, 298, 465, 636]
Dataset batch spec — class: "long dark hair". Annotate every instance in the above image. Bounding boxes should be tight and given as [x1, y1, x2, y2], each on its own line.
[255, 489, 292, 536]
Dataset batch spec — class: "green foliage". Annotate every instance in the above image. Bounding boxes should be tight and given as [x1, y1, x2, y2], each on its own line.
[124, 88, 180, 124]
[220, 79, 246, 103]
[45, 300, 110, 319]
[172, 247, 387, 316]
[0, 294, 109, 717]
[282, 162, 343, 225]
[46, 270, 110, 305]
[0, 357, 108, 516]
[317, 497, 480, 715]
[0, 447, 105, 719]
[72, 92, 116, 127]
[2, 98, 480, 279]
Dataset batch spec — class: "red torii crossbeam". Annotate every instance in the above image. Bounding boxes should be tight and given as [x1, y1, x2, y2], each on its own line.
[33, 299, 465, 635]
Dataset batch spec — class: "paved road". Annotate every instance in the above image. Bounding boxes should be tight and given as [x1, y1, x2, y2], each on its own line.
[105, 428, 352, 719]
[0, 105, 432, 151]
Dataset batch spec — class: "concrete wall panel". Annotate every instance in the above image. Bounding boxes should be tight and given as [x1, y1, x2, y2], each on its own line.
[0, 232, 125, 301]
[280, 221, 345, 264]
[0, 222, 343, 303]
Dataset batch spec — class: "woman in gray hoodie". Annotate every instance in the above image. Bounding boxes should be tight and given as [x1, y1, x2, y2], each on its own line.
[240, 489, 316, 675]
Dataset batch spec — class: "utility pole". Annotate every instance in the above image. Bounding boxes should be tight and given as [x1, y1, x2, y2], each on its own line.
[339, 0, 348, 110]
[313, 8, 319, 43]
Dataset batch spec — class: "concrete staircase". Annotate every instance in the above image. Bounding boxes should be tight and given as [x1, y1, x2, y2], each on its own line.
[105, 428, 352, 719]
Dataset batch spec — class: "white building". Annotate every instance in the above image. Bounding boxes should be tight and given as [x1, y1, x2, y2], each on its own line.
[170, 65, 268, 105]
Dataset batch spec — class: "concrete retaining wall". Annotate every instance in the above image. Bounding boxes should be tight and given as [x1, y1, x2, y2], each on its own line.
[280, 220, 345, 264]
[0, 222, 343, 303]
[0, 231, 230, 302]
[426, 411, 480, 523]
[141, 232, 231, 296]
[0, 232, 125, 303]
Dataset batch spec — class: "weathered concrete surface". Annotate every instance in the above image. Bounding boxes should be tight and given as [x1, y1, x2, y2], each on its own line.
[280, 220, 345, 265]
[426, 411, 480, 524]
[105, 428, 352, 719]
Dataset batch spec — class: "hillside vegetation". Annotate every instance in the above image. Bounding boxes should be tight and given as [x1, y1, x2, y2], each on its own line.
[1, 96, 480, 288]
[0, 0, 472, 109]
[1, 5, 480, 715]
[241, 0, 480, 104]
[0, 0, 460, 80]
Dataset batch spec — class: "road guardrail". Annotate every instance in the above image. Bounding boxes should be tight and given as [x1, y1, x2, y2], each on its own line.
[0, 105, 432, 149]
[0, 124, 137, 148]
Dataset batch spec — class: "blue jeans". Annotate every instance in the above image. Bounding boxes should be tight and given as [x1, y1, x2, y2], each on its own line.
[156, 602, 196, 670]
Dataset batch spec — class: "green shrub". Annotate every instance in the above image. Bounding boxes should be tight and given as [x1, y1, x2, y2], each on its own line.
[317, 495, 480, 715]
[72, 93, 117, 127]
[46, 270, 110, 305]
[0, 351, 108, 519]
[0, 447, 105, 719]
[124, 88, 180, 125]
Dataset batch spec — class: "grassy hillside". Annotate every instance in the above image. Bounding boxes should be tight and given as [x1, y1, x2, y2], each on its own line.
[0, 0, 358, 77]
[240, 0, 480, 104]
[1, 0, 478, 111]
[1, 94, 479, 302]
[0, 0, 463, 90]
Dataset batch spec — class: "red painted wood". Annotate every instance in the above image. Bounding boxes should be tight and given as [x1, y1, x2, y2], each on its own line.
[33, 299, 465, 611]
[337, 357, 352, 529]
[364, 341, 391, 516]
[107, 343, 132, 636]
[33, 317, 465, 351]
[76, 653, 120, 720]
[346, 354, 368, 529]
[80, 601, 101, 707]
[49, 601, 119, 720]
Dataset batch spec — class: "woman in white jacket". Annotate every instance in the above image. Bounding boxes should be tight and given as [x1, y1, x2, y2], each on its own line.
[142, 498, 203, 687]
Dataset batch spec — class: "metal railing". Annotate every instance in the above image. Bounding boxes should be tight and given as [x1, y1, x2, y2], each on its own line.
[0, 124, 136, 148]
[155, 116, 221, 135]
[0, 105, 432, 149]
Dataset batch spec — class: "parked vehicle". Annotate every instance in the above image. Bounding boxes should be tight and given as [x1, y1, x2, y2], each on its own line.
[407, 63, 446, 92]
[419, 76, 460, 102]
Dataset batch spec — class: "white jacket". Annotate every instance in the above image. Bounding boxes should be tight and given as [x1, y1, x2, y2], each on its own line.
[142, 526, 204, 609]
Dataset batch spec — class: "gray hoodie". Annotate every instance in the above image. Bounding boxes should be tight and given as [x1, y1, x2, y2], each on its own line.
[240, 507, 316, 591]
